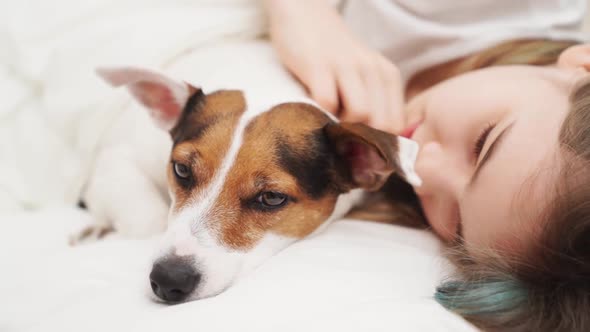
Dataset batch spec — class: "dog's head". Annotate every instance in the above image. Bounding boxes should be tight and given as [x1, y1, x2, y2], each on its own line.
[98, 67, 420, 303]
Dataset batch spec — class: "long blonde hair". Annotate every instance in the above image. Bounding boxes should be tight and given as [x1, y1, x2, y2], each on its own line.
[407, 39, 579, 96]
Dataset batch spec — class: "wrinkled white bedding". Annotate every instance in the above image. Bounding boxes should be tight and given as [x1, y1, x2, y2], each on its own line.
[2, 208, 477, 332]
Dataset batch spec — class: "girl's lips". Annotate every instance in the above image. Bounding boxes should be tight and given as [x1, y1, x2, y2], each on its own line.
[400, 121, 422, 138]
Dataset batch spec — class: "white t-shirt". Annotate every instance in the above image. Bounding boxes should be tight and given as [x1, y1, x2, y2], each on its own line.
[341, 0, 588, 80]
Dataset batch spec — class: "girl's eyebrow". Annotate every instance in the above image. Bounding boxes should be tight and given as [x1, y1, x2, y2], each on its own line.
[468, 122, 516, 187]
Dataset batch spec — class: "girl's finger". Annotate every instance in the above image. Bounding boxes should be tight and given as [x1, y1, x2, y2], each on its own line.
[379, 59, 405, 134]
[362, 58, 388, 131]
[336, 64, 370, 123]
[305, 65, 340, 114]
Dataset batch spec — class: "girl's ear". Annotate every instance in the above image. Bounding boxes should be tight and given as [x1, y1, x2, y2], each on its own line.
[96, 66, 200, 131]
[557, 44, 590, 72]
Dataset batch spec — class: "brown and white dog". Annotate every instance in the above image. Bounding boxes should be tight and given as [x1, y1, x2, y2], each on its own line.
[90, 49, 421, 303]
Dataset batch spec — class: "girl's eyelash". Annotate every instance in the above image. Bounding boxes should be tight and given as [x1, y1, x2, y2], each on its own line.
[473, 123, 496, 159]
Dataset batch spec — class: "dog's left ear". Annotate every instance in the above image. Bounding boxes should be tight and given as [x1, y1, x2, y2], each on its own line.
[96, 66, 199, 131]
[324, 122, 420, 191]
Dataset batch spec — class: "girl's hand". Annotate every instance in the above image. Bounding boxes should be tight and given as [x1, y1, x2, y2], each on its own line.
[264, 0, 405, 134]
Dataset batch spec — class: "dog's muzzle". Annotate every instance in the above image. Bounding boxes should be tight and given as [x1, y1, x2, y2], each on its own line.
[149, 256, 200, 302]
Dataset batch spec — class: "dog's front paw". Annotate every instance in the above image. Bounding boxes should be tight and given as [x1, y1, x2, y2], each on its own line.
[69, 224, 114, 246]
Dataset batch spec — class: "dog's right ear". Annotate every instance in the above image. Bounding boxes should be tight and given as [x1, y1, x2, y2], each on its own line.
[96, 66, 200, 131]
[324, 122, 421, 191]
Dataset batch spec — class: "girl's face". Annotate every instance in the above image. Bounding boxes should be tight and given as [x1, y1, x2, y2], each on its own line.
[405, 45, 590, 251]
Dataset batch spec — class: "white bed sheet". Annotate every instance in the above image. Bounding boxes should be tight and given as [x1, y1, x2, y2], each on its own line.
[2, 208, 477, 332]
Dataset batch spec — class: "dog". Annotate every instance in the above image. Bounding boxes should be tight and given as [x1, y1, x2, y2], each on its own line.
[81, 42, 422, 303]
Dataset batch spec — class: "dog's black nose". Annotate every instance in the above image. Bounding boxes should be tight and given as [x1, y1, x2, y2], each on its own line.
[149, 258, 200, 302]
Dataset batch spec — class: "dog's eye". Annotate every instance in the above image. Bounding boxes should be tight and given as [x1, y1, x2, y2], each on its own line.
[256, 192, 288, 209]
[173, 163, 191, 179]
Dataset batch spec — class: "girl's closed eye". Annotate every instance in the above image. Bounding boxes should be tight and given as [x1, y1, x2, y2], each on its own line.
[472, 123, 496, 162]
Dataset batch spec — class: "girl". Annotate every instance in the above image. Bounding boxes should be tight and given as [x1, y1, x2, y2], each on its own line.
[264, 0, 590, 331]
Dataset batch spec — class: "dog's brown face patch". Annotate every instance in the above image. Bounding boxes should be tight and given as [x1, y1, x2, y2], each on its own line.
[167, 93, 346, 251]
[209, 103, 341, 250]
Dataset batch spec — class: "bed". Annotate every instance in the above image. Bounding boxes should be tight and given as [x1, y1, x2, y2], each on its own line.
[1, 1, 588, 331]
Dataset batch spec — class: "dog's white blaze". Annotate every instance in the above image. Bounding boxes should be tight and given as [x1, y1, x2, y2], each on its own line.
[188, 111, 253, 236]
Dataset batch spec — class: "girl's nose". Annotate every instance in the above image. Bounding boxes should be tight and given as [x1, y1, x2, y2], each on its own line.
[414, 141, 469, 199]
[414, 141, 470, 241]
